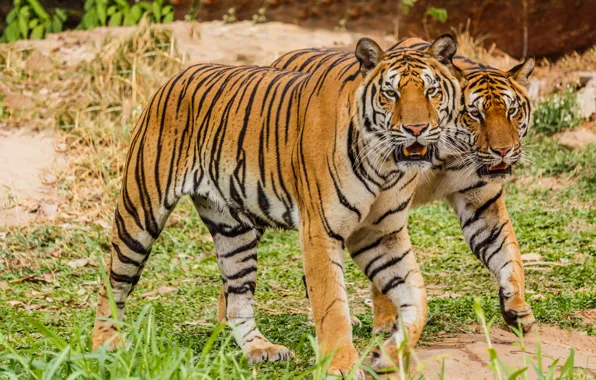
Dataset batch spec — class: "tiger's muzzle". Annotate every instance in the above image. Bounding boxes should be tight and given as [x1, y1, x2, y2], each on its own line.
[476, 144, 520, 178]
[394, 123, 439, 164]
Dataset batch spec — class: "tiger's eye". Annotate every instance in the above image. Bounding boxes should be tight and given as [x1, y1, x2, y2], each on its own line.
[427, 87, 439, 97]
[508, 107, 518, 117]
[469, 109, 481, 119]
[385, 89, 397, 98]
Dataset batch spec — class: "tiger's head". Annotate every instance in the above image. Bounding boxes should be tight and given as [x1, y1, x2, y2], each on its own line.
[450, 59, 534, 180]
[354, 35, 462, 171]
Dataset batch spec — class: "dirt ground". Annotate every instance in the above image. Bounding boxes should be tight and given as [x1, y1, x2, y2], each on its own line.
[405, 325, 596, 379]
[0, 128, 66, 227]
[1, 21, 595, 377]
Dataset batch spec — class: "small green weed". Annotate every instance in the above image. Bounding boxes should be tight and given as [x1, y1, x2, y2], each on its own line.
[533, 85, 582, 135]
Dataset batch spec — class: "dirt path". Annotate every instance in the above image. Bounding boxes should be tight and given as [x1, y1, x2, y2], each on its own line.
[406, 326, 596, 379]
[0, 128, 66, 228]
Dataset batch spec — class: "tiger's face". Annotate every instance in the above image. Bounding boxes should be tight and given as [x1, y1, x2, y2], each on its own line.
[450, 60, 534, 180]
[355, 35, 462, 171]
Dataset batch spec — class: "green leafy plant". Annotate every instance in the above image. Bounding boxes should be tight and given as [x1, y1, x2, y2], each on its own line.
[426, 7, 448, 23]
[533, 84, 582, 135]
[79, 0, 174, 30]
[1, 0, 67, 42]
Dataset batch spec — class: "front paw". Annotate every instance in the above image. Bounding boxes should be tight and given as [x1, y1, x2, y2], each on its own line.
[325, 366, 365, 380]
[245, 342, 292, 363]
[500, 295, 536, 334]
[91, 325, 122, 351]
[324, 346, 364, 379]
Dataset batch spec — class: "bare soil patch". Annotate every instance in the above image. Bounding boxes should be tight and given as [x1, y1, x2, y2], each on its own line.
[378, 326, 596, 379]
[0, 128, 66, 228]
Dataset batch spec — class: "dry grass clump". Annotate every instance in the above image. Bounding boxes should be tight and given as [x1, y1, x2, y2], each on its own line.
[0, 20, 185, 226]
[452, 21, 520, 71]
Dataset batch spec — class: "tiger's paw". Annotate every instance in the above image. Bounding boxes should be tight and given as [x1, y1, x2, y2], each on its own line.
[500, 295, 536, 334]
[325, 353, 365, 379]
[91, 325, 122, 351]
[368, 347, 399, 374]
[372, 316, 396, 335]
[246, 342, 292, 363]
[325, 367, 365, 380]
[350, 315, 362, 327]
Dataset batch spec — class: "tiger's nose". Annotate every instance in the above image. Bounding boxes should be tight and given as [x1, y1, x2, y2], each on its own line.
[402, 123, 429, 137]
[490, 146, 513, 157]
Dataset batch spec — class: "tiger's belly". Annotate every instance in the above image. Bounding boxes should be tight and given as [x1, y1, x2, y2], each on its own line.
[191, 167, 300, 231]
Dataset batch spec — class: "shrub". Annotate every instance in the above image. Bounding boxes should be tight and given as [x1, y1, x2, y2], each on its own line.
[532, 85, 582, 135]
[78, 0, 174, 30]
[1, 0, 67, 42]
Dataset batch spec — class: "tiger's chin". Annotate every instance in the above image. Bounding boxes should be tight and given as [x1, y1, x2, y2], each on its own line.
[477, 162, 513, 180]
[395, 142, 433, 169]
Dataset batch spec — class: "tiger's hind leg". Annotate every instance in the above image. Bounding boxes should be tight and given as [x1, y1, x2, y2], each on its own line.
[92, 193, 178, 350]
[193, 197, 291, 363]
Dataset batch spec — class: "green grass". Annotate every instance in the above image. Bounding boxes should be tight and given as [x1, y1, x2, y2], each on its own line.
[1, 136, 595, 378]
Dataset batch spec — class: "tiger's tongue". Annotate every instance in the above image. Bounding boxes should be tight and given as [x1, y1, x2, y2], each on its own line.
[489, 162, 509, 171]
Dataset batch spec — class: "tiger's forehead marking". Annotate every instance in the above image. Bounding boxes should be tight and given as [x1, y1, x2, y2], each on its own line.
[385, 67, 435, 88]
[466, 73, 517, 109]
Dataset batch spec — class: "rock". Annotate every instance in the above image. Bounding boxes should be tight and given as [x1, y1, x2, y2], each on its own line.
[521, 253, 542, 261]
[557, 128, 596, 150]
[527, 78, 546, 100]
[577, 72, 596, 119]
[67, 258, 89, 268]
[40, 203, 58, 220]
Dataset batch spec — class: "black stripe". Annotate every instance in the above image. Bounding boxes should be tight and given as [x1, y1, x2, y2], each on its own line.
[227, 266, 257, 280]
[221, 239, 259, 258]
[459, 181, 487, 193]
[373, 194, 413, 225]
[381, 276, 405, 295]
[367, 249, 412, 281]
[112, 243, 144, 267]
[462, 189, 503, 229]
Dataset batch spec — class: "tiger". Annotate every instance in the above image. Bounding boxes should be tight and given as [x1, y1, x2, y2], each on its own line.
[266, 37, 536, 369]
[90, 35, 462, 377]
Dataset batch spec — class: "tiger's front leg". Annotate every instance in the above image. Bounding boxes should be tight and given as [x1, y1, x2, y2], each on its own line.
[347, 225, 427, 372]
[194, 198, 291, 364]
[448, 183, 535, 333]
[300, 224, 364, 380]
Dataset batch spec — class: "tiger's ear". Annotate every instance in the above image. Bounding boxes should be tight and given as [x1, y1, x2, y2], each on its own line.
[427, 34, 457, 66]
[356, 38, 385, 75]
[507, 57, 535, 87]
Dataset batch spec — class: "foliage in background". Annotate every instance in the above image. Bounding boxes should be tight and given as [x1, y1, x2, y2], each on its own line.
[78, 0, 174, 30]
[533, 85, 582, 135]
[222, 7, 238, 24]
[1, 0, 66, 42]
[425, 7, 448, 23]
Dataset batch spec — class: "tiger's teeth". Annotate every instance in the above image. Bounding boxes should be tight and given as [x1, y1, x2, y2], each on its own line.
[403, 148, 410, 157]
[420, 146, 428, 156]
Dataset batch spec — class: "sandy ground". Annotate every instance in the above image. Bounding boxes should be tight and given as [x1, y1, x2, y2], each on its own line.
[403, 326, 596, 379]
[1, 21, 594, 378]
[0, 128, 66, 228]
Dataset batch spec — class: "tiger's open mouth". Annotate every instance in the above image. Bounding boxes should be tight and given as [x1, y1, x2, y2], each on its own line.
[478, 162, 512, 176]
[396, 142, 431, 162]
